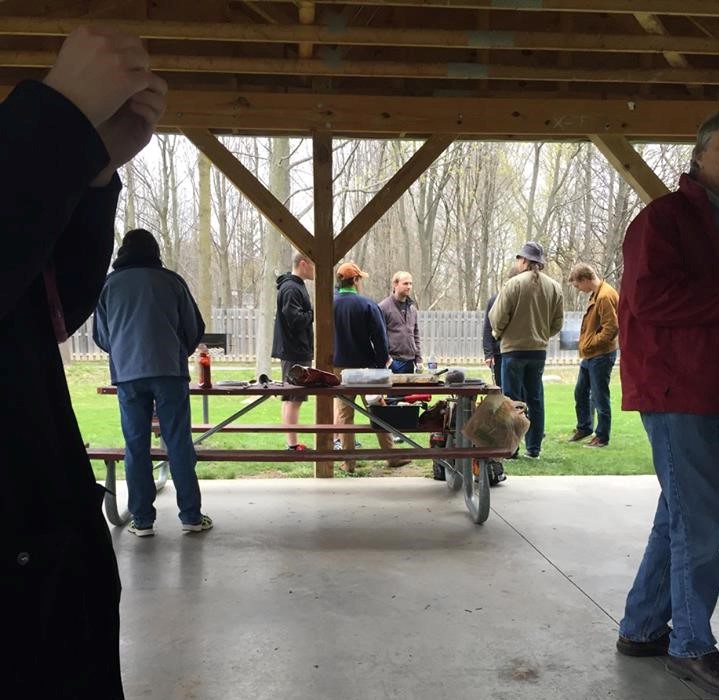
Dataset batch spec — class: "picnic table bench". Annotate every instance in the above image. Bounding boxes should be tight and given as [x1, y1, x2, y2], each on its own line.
[94, 382, 511, 526]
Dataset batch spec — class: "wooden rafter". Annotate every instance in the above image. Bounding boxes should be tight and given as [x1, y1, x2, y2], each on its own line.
[0, 84, 707, 138]
[633, 12, 702, 97]
[182, 128, 316, 257]
[590, 134, 671, 204]
[6, 50, 719, 85]
[334, 134, 455, 261]
[64, 91, 714, 138]
[297, 2, 315, 59]
[246, 0, 719, 16]
[4, 18, 719, 55]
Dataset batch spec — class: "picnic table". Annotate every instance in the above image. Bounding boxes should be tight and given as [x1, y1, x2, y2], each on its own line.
[93, 382, 511, 525]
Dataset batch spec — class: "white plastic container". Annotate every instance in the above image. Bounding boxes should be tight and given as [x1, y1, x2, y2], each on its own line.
[340, 368, 392, 386]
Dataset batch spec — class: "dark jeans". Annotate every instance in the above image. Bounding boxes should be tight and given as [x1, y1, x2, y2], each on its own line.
[390, 358, 415, 374]
[492, 354, 503, 391]
[117, 377, 202, 527]
[574, 350, 617, 443]
[502, 355, 545, 454]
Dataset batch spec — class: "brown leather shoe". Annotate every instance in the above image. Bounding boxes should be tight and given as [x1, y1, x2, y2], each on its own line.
[339, 462, 355, 474]
[616, 631, 670, 657]
[568, 429, 592, 442]
[666, 650, 719, 695]
[387, 458, 412, 468]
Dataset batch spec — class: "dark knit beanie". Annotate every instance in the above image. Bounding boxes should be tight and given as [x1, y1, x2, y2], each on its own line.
[113, 228, 162, 269]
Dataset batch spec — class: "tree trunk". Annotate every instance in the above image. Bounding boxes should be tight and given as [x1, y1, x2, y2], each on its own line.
[255, 136, 290, 377]
[197, 152, 213, 327]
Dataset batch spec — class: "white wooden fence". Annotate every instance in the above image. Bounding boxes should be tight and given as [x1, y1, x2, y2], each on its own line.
[71, 309, 585, 365]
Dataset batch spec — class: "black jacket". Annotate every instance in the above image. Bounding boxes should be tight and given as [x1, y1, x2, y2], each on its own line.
[0, 81, 123, 698]
[483, 293, 501, 359]
[271, 273, 314, 361]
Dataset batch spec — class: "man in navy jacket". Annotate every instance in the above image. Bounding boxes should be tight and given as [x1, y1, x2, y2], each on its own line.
[0, 26, 166, 699]
[333, 262, 410, 473]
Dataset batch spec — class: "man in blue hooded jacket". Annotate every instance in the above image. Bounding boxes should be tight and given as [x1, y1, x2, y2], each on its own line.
[94, 229, 212, 537]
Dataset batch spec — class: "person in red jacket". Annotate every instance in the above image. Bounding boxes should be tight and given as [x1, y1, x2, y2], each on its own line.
[616, 111, 719, 695]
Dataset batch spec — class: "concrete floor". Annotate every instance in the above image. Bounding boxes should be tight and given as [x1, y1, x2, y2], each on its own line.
[110, 475, 715, 700]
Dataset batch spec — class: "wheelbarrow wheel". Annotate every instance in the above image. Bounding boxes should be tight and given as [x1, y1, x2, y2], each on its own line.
[463, 457, 490, 524]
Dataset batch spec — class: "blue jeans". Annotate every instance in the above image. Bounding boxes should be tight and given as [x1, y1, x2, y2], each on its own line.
[390, 358, 415, 374]
[574, 350, 617, 443]
[619, 413, 719, 657]
[501, 355, 545, 454]
[117, 377, 202, 527]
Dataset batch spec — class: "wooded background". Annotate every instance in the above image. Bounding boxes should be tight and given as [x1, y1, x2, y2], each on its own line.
[112, 136, 690, 363]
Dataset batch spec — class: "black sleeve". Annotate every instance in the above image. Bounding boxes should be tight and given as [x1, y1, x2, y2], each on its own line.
[281, 285, 313, 333]
[0, 81, 110, 321]
[482, 295, 497, 357]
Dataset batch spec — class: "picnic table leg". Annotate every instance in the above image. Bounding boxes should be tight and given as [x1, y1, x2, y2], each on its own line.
[455, 394, 490, 524]
[441, 428, 463, 492]
[202, 394, 209, 423]
[155, 434, 170, 493]
[103, 458, 130, 526]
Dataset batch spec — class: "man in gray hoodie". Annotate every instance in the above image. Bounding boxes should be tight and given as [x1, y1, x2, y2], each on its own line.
[93, 229, 211, 536]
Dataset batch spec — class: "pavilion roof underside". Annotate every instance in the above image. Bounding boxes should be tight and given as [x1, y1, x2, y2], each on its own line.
[2, 1, 719, 139]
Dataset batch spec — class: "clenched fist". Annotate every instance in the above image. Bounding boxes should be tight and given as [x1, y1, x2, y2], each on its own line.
[44, 26, 155, 127]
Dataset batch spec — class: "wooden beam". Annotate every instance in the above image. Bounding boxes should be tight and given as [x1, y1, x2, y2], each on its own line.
[182, 128, 316, 256]
[634, 13, 692, 68]
[0, 86, 710, 138]
[5, 17, 719, 55]
[334, 134, 454, 261]
[297, 2, 315, 60]
[6, 49, 719, 85]
[246, 0, 719, 16]
[634, 12, 702, 97]
[589, 134, 671, 204]
[160, 92, 714, 138]
[311, 131, 335, 478]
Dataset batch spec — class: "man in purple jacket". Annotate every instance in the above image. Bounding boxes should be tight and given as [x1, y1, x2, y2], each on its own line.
[378, 271, 423, 374]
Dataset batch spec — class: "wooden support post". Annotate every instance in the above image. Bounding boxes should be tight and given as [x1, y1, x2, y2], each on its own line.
[312, 132, 335, 478]
[589, 134, 670, 204]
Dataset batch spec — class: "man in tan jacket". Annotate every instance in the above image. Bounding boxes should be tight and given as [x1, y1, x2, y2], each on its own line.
[489, 242, 564, 459]
[567, 263, 619, 448]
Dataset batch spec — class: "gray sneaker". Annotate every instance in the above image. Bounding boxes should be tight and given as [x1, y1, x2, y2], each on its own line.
[128, 520, 155, 537]
[182, 514, 213, 533]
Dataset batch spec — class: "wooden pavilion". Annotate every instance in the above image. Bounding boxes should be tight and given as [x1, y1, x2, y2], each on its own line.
[2, 1, 717, 475]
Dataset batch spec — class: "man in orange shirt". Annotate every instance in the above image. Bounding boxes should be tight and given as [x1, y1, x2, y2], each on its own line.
[567, 263, 619, 448]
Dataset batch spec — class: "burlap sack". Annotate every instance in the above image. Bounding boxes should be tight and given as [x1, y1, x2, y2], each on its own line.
[461, 393, 530, 452]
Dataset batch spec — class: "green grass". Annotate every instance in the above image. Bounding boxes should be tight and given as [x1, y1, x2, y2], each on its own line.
[67, 362, 653, 479]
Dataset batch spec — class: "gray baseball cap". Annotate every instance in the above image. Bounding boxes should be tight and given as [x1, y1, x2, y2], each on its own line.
[516, 241, 546, 266]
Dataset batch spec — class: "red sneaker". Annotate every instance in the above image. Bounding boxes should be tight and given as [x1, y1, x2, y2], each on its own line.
[288, 444, 311, 451]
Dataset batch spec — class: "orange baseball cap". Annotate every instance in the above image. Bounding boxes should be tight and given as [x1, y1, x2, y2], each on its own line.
[336, 262, 369, 280]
